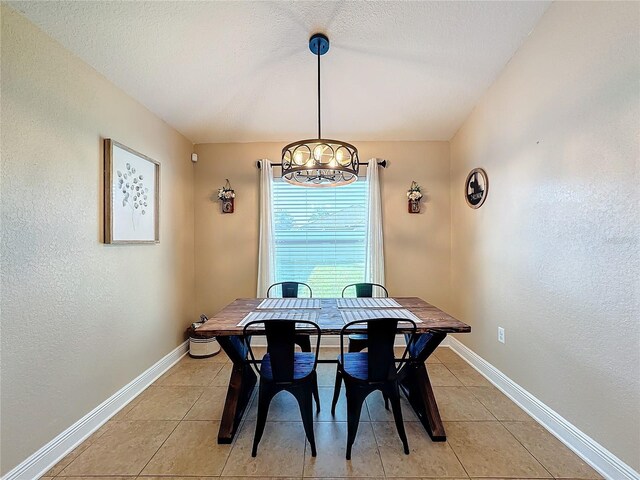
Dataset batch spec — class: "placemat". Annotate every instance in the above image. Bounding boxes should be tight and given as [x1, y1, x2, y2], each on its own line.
[256, 298, 321, 309]
[340, 308, 422, 324]
[336, 297, 402, 309]
[237, 310, 319, 327]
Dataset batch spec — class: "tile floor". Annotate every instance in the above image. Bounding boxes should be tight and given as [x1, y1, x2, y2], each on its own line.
[42, 347, 602, 479]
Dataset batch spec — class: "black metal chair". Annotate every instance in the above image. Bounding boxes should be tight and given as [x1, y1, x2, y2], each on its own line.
[341, 283, 389, 353]
[331, 317, 416, 460]
[267, 282, 313, 352]
[267, 281, 312, 299]
[244, 319, 321, 457]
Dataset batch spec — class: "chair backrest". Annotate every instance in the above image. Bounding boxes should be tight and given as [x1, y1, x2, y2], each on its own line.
[341, 283, 389, 298]
[244, 319, 321, 383]
[266, 282, 313, 298]
[339, 318, 416, 382]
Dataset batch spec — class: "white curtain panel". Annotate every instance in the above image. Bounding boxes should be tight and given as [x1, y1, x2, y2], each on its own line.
[257, 159, 276, 297]
[365, 158, 385, 285]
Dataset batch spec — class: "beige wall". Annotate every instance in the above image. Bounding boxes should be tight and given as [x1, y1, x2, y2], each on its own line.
[449, 1, 639, 469]
[194, 142, 451, 316]
[0, 6, 195, 474]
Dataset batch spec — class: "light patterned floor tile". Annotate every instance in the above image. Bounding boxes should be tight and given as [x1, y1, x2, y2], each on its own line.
[220, 477, 300, 480]
[211, 362, 234, 387]
[183, 386, 228, 420]
[434, 348, 468, 366]
[373, 421, 467, 478]
[55, 477, 133, 479]
[123, 386, 203, 420]
[60, 420, 177, 476]
[316, 386, 371, 422]
[467, 386, 533, 421]
[141, 420, 232, 476]
[503, 421, 602, 479]
[155, 361, 224, 387]
[366, 390, 419, 422]
[444, 421, 551, 478]
[428, 364, 464, 387]
[433, 387, 495, 421]
[304, 422, 385, 478]
[316, 363, 340, 386]
[445, 363, 492, 387]
[222, 421, 306, 477]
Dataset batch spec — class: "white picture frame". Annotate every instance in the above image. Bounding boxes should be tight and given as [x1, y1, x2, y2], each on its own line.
[104, 139, 160, 244]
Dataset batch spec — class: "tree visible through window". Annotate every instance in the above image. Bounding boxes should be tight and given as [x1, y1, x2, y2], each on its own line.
[272, 178, 369, 297]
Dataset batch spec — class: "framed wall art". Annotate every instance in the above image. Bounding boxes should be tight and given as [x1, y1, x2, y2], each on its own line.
[465, 167, 488, 209]
[104, 139, 160, 244]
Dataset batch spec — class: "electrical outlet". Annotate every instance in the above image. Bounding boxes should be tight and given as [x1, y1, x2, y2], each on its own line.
[498, 327, 505, 344]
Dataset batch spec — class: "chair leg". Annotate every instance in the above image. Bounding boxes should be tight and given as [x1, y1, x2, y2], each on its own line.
[331, 367, 342, 415]
[345, 387, 367, 460]
[295, 334, 312, 352]
[292, 387, 317, 457]
[382, 391, 390, 410]
[312, 372, 321, 413]
[252, 383, 275, 457]
[387, 384, 409, 455]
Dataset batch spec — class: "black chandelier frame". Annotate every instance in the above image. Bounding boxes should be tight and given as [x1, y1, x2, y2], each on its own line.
[281, 33, 360, 187]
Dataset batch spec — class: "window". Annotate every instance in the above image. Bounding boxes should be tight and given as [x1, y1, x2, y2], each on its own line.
[272, 178, 369, 297]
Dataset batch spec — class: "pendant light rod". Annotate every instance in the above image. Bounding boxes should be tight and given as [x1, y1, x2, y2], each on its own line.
[317, 44, 321, 139]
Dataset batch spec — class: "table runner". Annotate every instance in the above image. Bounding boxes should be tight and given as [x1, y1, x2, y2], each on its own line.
[256, 298, 321, 310]
[340, 308, 423, 324]
[336, 297, 402, 309]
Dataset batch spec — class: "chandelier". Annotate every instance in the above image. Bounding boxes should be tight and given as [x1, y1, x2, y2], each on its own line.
[282, 33, 359, 187]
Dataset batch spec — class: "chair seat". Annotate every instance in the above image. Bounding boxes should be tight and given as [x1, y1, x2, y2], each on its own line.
[338, 352, 371, 381]
[261, 352, 315, 381]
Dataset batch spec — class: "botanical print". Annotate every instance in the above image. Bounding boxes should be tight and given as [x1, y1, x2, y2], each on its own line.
[117, 162, 149, 230]
[107, 141, 158, 243]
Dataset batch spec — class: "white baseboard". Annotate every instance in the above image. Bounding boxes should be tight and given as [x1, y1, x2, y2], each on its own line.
[3, 341, 189, 480]
[443, 337, 639, 480]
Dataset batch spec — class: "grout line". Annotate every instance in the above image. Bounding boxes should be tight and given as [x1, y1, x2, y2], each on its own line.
[134, 419, 182, 477]
[499, 420, 555, 479]
[446, 432, 472, 480]
[368, 417, 388, 479]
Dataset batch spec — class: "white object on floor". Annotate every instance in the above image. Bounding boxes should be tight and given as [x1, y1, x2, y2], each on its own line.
[188, 336, 220, 358]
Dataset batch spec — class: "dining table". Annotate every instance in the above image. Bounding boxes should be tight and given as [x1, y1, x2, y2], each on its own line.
[191, 296, 471, 444]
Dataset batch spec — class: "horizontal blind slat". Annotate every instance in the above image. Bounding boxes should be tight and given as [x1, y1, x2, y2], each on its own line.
[272, 178, 369, 298]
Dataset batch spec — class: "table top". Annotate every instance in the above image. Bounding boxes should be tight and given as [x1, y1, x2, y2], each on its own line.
[192, 297, 471, 337]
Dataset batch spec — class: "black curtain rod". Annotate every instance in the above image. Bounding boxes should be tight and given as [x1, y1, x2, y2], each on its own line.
[256, 159, 387, 169]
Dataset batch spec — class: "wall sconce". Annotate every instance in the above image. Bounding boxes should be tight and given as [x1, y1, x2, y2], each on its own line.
[217, 179, 235, 214]
[407, 181, 423, 214]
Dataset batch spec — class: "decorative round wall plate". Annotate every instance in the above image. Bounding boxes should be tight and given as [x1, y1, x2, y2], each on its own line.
[465, 168, 488, 209]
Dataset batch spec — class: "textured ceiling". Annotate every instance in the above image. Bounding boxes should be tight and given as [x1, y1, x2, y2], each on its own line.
[9, 1, 549, 143]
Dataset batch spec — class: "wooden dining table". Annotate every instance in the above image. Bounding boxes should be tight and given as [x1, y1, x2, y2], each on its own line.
[192, 296, 471, 444]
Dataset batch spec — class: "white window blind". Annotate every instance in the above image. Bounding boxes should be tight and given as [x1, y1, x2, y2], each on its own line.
[272, 178, 369, 298]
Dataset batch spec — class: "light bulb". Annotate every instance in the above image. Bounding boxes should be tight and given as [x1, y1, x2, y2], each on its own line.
[294, 151, 304, 165]
[313, 145, 323, 161]
[336, 150, 344, 162]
